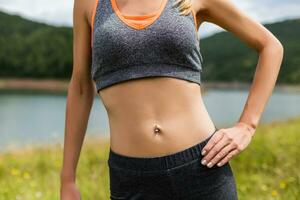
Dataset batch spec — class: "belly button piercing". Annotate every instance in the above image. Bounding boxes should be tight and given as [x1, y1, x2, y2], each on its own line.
[154, 125, 161, 134]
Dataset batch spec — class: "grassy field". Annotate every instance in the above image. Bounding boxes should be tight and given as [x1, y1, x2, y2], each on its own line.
[0, 117, 299, 200]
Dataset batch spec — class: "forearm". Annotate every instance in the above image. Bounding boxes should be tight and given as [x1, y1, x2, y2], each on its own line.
[61, 78, 94, 183]
[237, 39, 284, 131]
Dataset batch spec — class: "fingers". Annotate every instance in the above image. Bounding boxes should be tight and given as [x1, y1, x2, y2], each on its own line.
[200, 126, 253, 168]
[217, 149, 239, 167]
[201, 134, 232, 168]
[201, 130, 224, 156]
[210, 143, 236, 167]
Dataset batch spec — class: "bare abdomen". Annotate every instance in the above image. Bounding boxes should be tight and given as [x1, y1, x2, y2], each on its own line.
[98, 77, 216, 157]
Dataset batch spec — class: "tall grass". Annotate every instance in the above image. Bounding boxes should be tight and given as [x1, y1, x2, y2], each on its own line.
[0, 117, 299, 200]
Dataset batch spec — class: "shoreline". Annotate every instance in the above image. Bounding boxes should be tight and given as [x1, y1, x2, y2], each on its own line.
[1, 115, 299, 154]
[0, 134, 110, 154]
[0, 78, 69, 94]
[1, 78, 300, 93]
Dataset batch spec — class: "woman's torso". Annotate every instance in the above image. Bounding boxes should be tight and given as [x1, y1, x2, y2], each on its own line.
[92, 0, 216, 157]
[99, 77, 216, 157]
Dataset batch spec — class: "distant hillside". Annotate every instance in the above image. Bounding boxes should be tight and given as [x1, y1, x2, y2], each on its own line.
[0, 11, 72, 78]
[0, 10, 299, 84]
[200, 18, 300, 84]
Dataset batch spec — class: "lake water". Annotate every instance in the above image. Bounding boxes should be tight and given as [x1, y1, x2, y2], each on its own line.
[1, 88, 300, 151]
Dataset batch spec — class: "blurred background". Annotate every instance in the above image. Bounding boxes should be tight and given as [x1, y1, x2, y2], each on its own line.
[0, 0, 299, 199]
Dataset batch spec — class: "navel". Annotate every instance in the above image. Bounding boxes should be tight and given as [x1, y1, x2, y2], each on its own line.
[153, 124, 162, 135]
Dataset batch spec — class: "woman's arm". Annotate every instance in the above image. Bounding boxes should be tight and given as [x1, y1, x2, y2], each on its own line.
[60, 0, 96, 199]
[198, 0, 284, 130]
[197, 0, 284, 167]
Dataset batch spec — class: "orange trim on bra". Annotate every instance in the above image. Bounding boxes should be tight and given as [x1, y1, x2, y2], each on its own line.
[191, 9, 198, 32]
[124, 16, 157, 26]
[123, 12, 157, 20]
[111, 0, 168, 30]
[191, 8, 200, 40]
[91, 0, 100, 47]
[122, 12, 157, 28]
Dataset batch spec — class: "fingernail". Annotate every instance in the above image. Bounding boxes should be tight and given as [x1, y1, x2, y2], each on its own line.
[201, 159, 207, 165]
[217, 162, 222, 167]
[201, 150, 206, 155]
[207, 162, 212, 168]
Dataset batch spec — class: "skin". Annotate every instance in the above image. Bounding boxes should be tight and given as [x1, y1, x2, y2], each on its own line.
[193, 0, 283, 167]
[60, 0, 283, 199]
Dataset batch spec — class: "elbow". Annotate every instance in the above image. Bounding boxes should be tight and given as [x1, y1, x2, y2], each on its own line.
[258, 36, 284, 62]
[68, 74, 95, 98]
[272, 39, 284, 68]
[273, 38, 284, 58]
[266, 36, 284, 58]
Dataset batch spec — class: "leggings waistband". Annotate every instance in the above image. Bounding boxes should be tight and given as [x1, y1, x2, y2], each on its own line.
[108, 127, 218, 171]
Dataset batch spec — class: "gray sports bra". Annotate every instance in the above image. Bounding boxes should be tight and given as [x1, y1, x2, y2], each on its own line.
[91, 0, 203, 93]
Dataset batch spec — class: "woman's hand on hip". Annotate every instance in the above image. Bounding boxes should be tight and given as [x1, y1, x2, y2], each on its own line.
[200, 122, 256, 168]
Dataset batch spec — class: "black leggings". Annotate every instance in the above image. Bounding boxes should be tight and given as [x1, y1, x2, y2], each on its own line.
[108, 128, 238, 200]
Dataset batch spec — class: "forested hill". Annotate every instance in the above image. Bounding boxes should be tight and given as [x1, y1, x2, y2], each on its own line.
[0, 10, 299, 84]
[200, 18, 300, 84]
[0, 11, 72, 78]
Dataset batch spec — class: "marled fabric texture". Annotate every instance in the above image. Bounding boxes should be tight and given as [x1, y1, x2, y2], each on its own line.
[91, 0, 203, 92]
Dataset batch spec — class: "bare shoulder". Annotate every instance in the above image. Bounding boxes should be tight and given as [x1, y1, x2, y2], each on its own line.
[193, 0, 281, 52]
[195, 0, 246, 22]
[192, 0, 209, 26]
[73, 0, 98, 28]
[193, 0, 238, 23]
